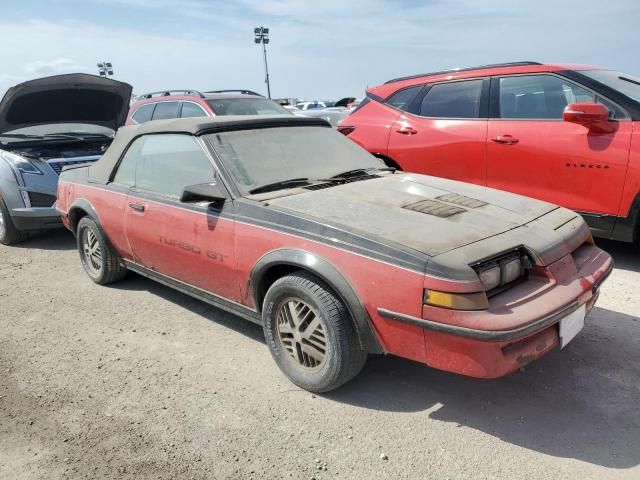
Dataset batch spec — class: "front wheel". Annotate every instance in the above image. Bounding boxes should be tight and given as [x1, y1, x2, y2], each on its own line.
[0, 196, 28, 245]
[262, 271, 367, 392]
[77, 217, 127, 285]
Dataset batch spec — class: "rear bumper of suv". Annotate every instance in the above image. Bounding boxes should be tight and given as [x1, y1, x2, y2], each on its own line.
[378, 243, 613, 378]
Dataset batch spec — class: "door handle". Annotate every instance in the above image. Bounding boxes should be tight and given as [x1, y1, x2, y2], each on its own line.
[128, 202, 145, 212]
[491, 135, 519, 145]
[396, 126, 418, 135]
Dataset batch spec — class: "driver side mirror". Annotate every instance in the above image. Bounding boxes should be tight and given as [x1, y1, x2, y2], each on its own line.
[563, 103, 614, 132]
[180, 182, 227, 204]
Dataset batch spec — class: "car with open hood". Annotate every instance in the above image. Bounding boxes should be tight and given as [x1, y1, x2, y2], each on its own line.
[57, 115, 612, 392]
[0, 73, 132, 244]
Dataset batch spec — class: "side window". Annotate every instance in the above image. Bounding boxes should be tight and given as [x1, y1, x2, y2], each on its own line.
[134, 135, 216, 198]
[498, 75, 624, 119]
[131, 104, 155, 124]
[419, 80, 483, 118]
[151, 102, 180, 121]
[112, 138, 143, 186]
[386, 86, 423, 111]
[181, 102, 208, 118]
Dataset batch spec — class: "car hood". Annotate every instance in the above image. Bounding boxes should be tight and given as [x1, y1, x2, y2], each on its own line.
[0, 73, 133, 134]
[265, 173, 562, 258]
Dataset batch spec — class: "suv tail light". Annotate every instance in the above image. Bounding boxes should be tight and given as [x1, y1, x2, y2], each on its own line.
[337, 126, 356, 136]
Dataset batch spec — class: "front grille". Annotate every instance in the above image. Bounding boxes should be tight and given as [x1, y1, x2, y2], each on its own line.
[47, 156, 101, 176]
[28, 192, 56, 208]
[403, 199, 466, 217]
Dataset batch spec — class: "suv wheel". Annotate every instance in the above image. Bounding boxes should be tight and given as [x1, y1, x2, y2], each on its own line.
[77, 217, 127, 284]
[0, 197, 28, 245]
[262, 271, 367, 392]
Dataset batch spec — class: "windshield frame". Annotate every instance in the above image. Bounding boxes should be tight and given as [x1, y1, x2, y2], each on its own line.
[203, 125, 386, 197]
[579, 69, 640, 104]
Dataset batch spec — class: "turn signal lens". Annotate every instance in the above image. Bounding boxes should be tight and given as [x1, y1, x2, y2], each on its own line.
[337, 125, 355, 136]
[424, 290, 489, 311]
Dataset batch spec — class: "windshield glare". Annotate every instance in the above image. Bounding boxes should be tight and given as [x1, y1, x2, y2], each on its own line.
[581, 69, 640, 103]
[206, 98, 290, 116]
[207, 126, 384, 194]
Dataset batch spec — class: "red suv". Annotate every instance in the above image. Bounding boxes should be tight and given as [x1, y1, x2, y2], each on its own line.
[126, 89, 290, 125]
[339, 61, 640, 243]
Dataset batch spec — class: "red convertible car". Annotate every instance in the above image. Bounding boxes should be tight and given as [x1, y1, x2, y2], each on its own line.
[57, 116, 612, 392]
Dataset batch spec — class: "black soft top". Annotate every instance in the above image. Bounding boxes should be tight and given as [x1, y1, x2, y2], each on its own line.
[87, 115, 330, 183]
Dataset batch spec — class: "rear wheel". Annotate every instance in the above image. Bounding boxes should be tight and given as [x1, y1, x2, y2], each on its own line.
[0, 196, 28, 245]
[262, 271, 367, 392]
[77, 217, 127, 284]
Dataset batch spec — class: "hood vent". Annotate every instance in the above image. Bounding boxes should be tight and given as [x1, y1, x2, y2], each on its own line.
[403, 199, 466, 217]
[436, 193, 487, 209]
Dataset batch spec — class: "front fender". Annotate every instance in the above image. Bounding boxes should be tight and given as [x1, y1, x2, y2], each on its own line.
[251, 248, 384, 354]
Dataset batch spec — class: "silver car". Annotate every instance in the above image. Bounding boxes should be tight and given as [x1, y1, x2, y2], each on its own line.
[0, 73, 132, 244]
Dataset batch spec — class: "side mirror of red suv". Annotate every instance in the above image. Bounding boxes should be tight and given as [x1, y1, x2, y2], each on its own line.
[563, 103, 613, 132]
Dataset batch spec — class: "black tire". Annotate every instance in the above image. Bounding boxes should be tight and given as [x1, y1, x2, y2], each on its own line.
[0, 196, 28, 245]
[77, 216, 127, 285]
[262, 271, 367, 393]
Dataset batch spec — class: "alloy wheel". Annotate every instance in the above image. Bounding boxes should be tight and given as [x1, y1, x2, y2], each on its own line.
[276, 299, 327, 371]
[82, 228, 103, 275]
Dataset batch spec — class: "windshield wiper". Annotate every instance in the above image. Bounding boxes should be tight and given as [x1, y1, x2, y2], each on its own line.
[249, 178, 312, 194]
[619, 76, 640, 87]
[327, 166, 396, 181]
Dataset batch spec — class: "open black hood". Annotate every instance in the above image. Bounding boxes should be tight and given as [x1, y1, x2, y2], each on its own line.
[0, 73, 133, 134]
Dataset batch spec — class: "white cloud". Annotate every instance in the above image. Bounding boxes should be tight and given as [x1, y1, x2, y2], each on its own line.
[0, 1, 639, 99]
[24, 57, 89, 75]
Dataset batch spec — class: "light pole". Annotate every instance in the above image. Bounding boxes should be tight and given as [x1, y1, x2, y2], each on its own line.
[97, 62, 114, 77]
[254, 26, 271, 98]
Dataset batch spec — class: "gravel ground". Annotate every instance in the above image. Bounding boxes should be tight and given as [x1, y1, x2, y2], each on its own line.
[1, 230, 639, 480]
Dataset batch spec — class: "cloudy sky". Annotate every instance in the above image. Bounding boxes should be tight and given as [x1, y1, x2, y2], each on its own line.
[1, 0, 639, 100]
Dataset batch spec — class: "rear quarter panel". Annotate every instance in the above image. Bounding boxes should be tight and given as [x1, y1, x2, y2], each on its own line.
[342, 101, 400, 155]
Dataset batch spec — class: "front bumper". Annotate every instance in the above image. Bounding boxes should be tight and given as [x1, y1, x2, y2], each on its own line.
[10, 206, 63, 231]
[378, 243, 613, 378]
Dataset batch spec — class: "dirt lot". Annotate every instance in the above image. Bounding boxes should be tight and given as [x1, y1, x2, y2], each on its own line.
[1, 230, 639, 480]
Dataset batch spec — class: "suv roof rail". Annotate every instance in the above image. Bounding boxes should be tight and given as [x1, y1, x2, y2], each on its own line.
[384, 61, 543, 84]
[138, 89, 205, 99]
[204, 89, 264, 97]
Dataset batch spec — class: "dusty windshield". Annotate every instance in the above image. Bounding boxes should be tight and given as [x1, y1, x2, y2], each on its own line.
[206, 126, 384, 194]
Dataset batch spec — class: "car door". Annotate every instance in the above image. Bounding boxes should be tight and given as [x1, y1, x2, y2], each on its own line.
[486, 73, 632, 229]
[114, 133, 240, 301]
[387, 78, 489, 186]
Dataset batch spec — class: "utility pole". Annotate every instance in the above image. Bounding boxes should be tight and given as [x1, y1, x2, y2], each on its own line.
[254, 26, 271, 98]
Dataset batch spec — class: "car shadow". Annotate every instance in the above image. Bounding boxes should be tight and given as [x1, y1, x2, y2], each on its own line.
[109, 272, 265, 343]
[103, 241, 639, 470]
[326, 304, 640, 469]
[12, 228, 76, 251]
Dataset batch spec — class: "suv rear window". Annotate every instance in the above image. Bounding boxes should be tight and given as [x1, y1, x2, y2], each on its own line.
[152, 102, 180, 121]
[419, 80, 483, 118]
[386, 86, 422, 111]
[131, 103, 155, 123]
[206, 98, 290, 116]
